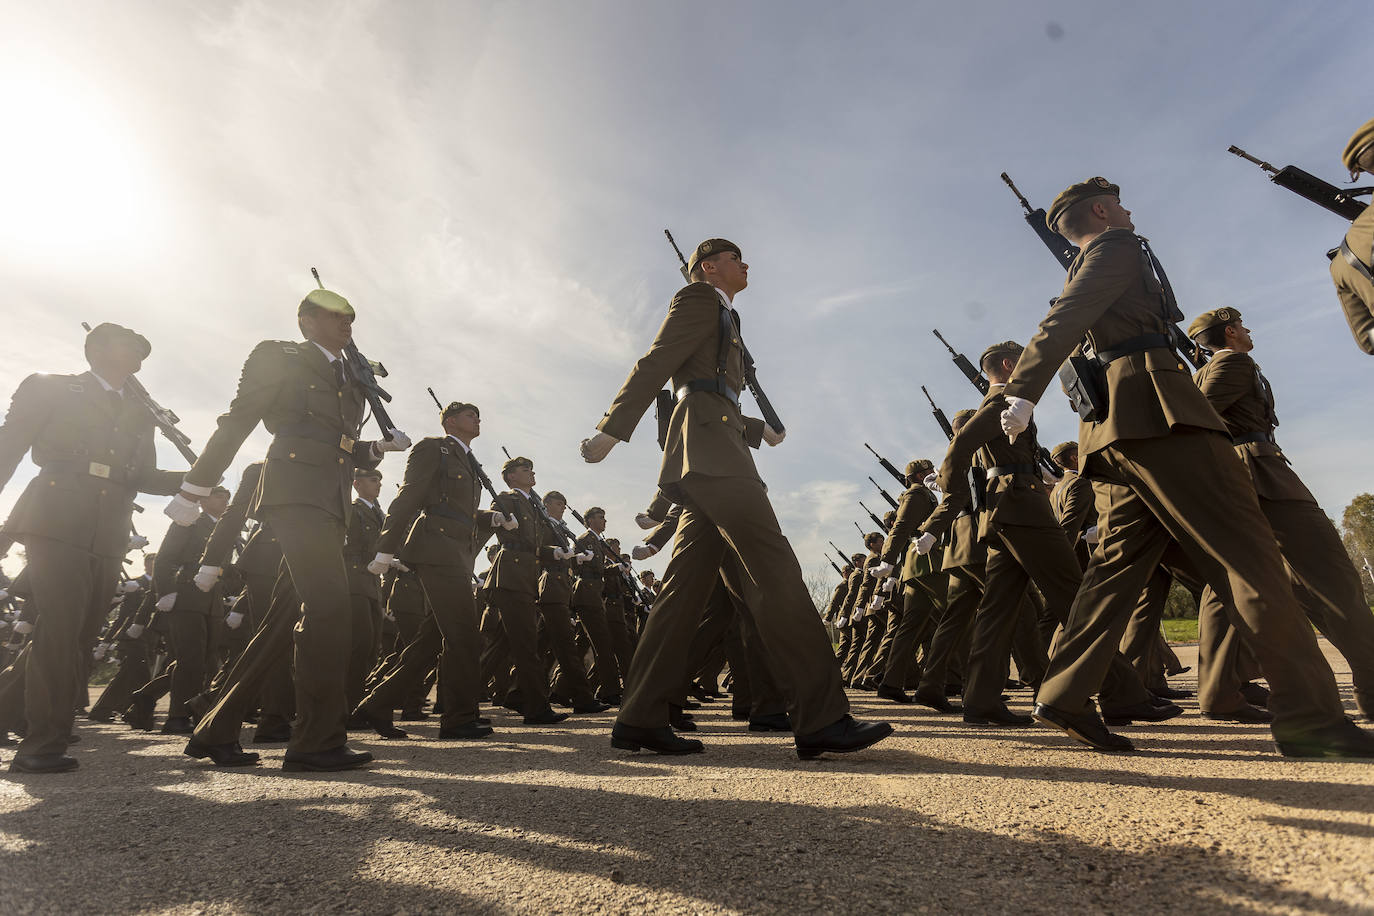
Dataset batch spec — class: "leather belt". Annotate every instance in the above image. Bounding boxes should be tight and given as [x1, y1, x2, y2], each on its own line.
[987, 464, 1038, 478]
[1231, 431, 1276, 447]
[276, 421, 358, 453]
[1095, 334, 1173, 365]
[40, 460, 132, 484]
[674, 379, 740, 407]
[424, 504, 474, 530]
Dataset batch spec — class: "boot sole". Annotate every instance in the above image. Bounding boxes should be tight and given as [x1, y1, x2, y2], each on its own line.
[610, 737, 703, 755]
[1033, 712, 1133, 752]
[795, 723, 895, 760]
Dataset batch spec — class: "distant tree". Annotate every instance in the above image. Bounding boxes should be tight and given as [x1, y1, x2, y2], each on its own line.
[1342, 493, 1374, 602]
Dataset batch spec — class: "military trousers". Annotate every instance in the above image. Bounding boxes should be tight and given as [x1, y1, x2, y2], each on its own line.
[346, 593, 381, 714]
[541, 600, 598, 706]
[571, 590, 623, 697]
[616, 474, 847, 735]
[92, 634, 154, 716]
[484, 587, 552, 716]
[881, 574, 947, 690]
[1039, 430, 1344, 738]
[842, 615, 869, 684]
[917, 564, 985, 698]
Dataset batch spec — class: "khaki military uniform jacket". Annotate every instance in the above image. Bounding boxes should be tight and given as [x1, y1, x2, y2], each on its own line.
[0, 371, 183, 557]
[837, 566, 866, 625]
[571, 530, 606, 604]
[881, 483, 939, 580]
[377, 436, 496, 568]
[1050, 470, 1095, 541]
[487, 490, 559, 596]
[597, 282, 762, 499]
[344, 498, 386, 600]
[184, 341, 380, 522]
[1330, 206, 1374, 355]
[537, 511, 577, 606]
[1193, 351, 1316, 505]
[154, 514, 218, 614]
[1003, 229, 1226, 452]
[824, 579, 850, 624]
[202, 460, 259, 569]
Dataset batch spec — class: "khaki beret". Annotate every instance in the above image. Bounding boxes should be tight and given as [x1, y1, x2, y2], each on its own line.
[1050, 441, 1079, 463]
[501, 456, 533, 476]
[353, 468, 382, 481]
[850, 553, 866, 566]
[84, 322, 151, 361]
[542, 490, 566, 504]
[905, 458, 934, 479]
[1342, 118, 1374, 177]
[441, 401, 480, 421]
[298, 288, 355, 317]
[686, 238, 742, 276]
[1186, 307, 1242, 340]
[952, 408, 977, 425]
[1046, 177, 1120, 232]
[979, 340, 1024, 370]
[863, 531, 884, 546]
[584, 506, 605, 519]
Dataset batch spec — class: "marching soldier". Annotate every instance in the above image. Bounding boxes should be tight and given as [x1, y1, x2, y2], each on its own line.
[535, 490, 609, 714]
[344, 469, 387, 716]
[1330, 118, 1374, 355]
[570, 508, 627, 704]
[580, 237, 891, 758]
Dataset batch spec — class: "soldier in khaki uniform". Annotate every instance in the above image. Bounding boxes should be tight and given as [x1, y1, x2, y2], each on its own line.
[581, 238, 891, 758]
[1001, 178, 1372, 756]
[1330, 118, 1374, 355]
[1189, 307, 1374, 720]
[344, 469, 386, 716]
[0, 323, 185, 773]
[357, 401, 507, 740]
[172, 288, 409, 772]
[832, 559, 867, 678]
[570, 509, 628, 703]
[535, 491, 609, 714]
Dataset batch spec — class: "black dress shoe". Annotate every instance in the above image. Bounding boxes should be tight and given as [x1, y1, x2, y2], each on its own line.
[963, 705, 1034, 727]
[876, 685, 914, 704]
[795, 715, 893, 760]
[476, 716, 492, 726]
[1102, 700, 1183, 726]
[856, 679, 879, 692]
[66, 733, 81, 744]
[1150, 686, 1194, 700]
[610, 723, 704, 755]
[161, 716, 195, 735]
[438, 722, 494, 739]
[913, 690, 958, 713]
[944, 683, 962, 697]
[0, 732, 16, 747]
[668, 706, 697, 732]
[1033, 703, 1133, 752]
[355, 705, 408, 739]
[731, 708, 750, 721]
[1240, 681, 1271, 708]
[252, 725, 293, 743]
[748, 713, 793, 732]
[8, 753, 79, 773]
[689, 685, 716, 703]
[184, 739, 260, 767]
[596, 693, 622, 706]
[123, 702, 155, 732]
[572, 700, 612, 714]
[1204, 704, 1273, 724]
[86, 707, 115, 723]
[282, 745, 373, 772]
[682, 700, 702, 710]
[1005, 678, 1028, 690]
[1165, 665, 1192, 677]
[1275, 719, 1374, 758]
[548, 693, 573, 708]
[398, 708, 429, 721]
[524, 709, 571, 725]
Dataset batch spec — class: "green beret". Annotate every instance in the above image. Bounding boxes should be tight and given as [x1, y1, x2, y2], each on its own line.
[1046, 177, 1120, 232]
[905, 458, 934, 479]
[84, 322, 151, 361]
[298, 288, 355, 317]
[1343, 118, 1374, 177]
[952, 408, 977, 426]
[1050, 441, 1079, 463]
[979, 340, 1023, 370]
[353, 468, 382, 481]
[686, 238, 741, 276]
[501, 456, 533, 476]
[1186, 307, 1242, 340]
[441, 401, 480, 421]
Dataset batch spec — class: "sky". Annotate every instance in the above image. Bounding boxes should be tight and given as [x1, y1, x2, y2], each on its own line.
[1, 0, 1370, 587]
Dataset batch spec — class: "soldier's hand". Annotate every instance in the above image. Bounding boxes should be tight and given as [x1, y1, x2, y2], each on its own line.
[498, 513, 520, 531]
[367, 553, 394, 576]
[225, 610, 245, 630]
[1083, 525, 1101, 545]
[165, 492, 202, 526]
[631, 544, 658, 561]
[155, 592, 177, 612]
[121, 579, 142, 594]
[373, 429, 412, 456]
[193, 566, 222, 593]
[870, 561, 895, 579]
[92, 643, 109, 662]
[552, 547, 575, 561]
[914, 532, 937, 555]
[836, 616, 848, 627]
[575, 549, 594, 564]
[881, 577, 896, 593]
[635, 513, 657, 530]
[124, 623, 145, 640]
[867, 595, 883, 611]
[1000, 396, 1035, 443]
[392, 559, 411, 573]
[762, 425, 786, 447]
[580, 431, 617, 463]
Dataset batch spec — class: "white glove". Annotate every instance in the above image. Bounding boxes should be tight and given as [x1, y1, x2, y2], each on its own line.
[165, 492, 201, 526]
[631, 544, 658, 561]
[1000, 396, 1036, 443]
[121, 580, 142, 594]
[1083, 525, 1100, 545]
[499, 513, 520, 531]
[124, 623, 144, 639]
[13, 620, 33, 635]
[635, 513, 657, 530]
[128, 534, 150, 550]
[367, 553, 393, 576]
[923, 473, 939, 490]
[576, 549, 594, 564]
[580, 431, 618, 463]
[870, 561, 894, 579]
[553, 547, 575, 561]
[392, 559, 411, 573]
[193, 565, 222, 593]
[225, 610, 244, 629]
[881, 577, 896, 593]
[762, 425, 786, 447]
[915, 532, 937, 555]
[1041, 467, 1059, 486]
[92, 643, 109, 661]
[372, 429, 412, 456]
[868, 595, 883, 611]
[836, 616, 848, 627]
[155, 592, 177, 612]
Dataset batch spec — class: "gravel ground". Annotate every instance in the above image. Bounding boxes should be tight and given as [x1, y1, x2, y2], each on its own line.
[1, 641, 1372, 915]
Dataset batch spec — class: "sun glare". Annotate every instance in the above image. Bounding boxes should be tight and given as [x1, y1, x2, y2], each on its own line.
[0, 52, 168, 265]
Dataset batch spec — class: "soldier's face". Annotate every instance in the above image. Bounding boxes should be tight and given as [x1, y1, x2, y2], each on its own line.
[445, 408, 480, 440]
[1100, 197, 1134, 231]
[543, 499, 566, 520]
[303, 309, 355, 352]
[202, 492, 230, 518]
[705, 252, 749, 295]
[508, 466, 535, 490]
[588, 513, 606, 533]
[353, 477, 382, 500]
[1227, 322, 1254, 353]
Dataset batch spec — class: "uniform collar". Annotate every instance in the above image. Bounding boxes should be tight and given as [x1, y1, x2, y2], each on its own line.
[446, 435, 472, 454]
[88, 371, 125, 395]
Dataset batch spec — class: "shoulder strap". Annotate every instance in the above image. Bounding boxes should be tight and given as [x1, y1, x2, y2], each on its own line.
[1338, 238, 1374, 282]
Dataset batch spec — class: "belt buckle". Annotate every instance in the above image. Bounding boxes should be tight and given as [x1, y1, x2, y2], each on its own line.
[88, 461, 112, 479]
[338, 434, 356, 452]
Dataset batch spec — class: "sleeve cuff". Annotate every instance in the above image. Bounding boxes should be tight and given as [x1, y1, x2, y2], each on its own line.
[180, 481, 212, 497]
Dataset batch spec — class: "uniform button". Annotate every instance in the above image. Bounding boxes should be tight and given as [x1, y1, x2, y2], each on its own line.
[289, 452, 297, 459]
[722, 415, 728, 422]
[338, 458, 345, 464]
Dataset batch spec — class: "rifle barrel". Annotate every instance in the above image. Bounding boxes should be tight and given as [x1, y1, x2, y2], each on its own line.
[1227, 145, 1278, 175]
[999, 172, 1033, 211]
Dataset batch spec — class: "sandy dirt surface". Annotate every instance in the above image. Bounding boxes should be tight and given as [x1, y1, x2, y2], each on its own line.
[1, 641, 1371, 915]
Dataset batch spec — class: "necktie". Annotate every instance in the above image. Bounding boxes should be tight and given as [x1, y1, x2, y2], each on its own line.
[334, 359, 348, 389]
[109, 389, 123, 412]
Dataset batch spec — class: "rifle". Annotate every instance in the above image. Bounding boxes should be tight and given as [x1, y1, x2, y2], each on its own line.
[1227, 146, 1371, 221]
[568, 507, 654, 606]
[828, 540, 853, 570]
[1001, 172, 1078, 269]
[863, 442, 906, 486]
[921, 386, 955, 441]
[497, 445, 575, 550]
[425, 387, 501, 502]
[827, 557, 845, 578]
[859, 501, 889, 532]
[311, 268, 396, 440]
[80, 322, 197, 464]
[867, 476, 899, 510]
[933, 328, 1064, 480]
[664, 229, 785, 433]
